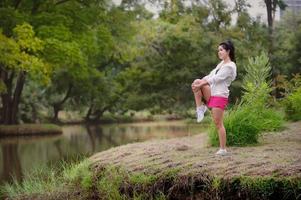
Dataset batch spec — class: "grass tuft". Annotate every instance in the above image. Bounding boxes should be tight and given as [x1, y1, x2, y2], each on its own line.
[63, 159, 93, 189]
[0, 164, 61, 199]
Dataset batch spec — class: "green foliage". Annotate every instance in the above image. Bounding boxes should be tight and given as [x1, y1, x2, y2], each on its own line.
[0, 7, 25, 36]
[117, 16, 218, 112]
[0, 22, 50, 86]
[13, 23, 50, 84]
[209, 52, 284, 146]
[18, 79, 46, 123]
[0, 30, 20, 68]
[209, 106, 284, 146]
[63, 159, 93, 189]
[276, 74, 301, 121]
[13, 23, 43, 53]
[0, 0, 298, 122]
[97, 166, 153, 199]
[283, 87, 301, 121]
[96, 166, 170, 200]
[239, 176, 301, 199]
[130, 173, 157, 185]
[241, 52, 272, 106]
[276, 73, 301, 96]
[212, 177, 222, 189]
[1, 23, 47, 63]
[97, 166, 126, 200]
[207, 0, 232, 30]
[274, 12, 301, 75]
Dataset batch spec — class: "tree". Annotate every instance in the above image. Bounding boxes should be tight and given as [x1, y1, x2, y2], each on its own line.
[206, 0, 231, 31]
[273, 11, 301, 76]
[264, 0, 286, 32]
[116, 16, 219, 113]
[233, 0, 251, 30]
[263, 0, 287, 74]
[0, 23, 49, 124]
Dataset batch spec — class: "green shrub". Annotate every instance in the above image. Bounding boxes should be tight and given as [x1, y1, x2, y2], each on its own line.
[259, 108, 285, 131]
[209, 105, 284, 146]
[283, 87, 301, 121]
[276, 73, 301, 121]
[209, 106, 260, 146]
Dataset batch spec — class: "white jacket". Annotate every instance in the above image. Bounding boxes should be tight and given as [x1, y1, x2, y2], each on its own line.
[203, 61, 237, 98]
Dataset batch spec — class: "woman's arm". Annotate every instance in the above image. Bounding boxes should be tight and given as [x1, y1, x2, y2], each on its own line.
[192, 79, 209, 92]
[206, 65, 235, 86]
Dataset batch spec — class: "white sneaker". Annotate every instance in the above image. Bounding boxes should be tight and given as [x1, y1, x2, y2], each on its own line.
[215, 149, 228, 156]
[196, 105, 207, 123]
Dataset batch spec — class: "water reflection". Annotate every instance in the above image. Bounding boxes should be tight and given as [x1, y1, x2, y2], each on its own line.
[1, 144, 22, 183]
[0, 121, 206, 185]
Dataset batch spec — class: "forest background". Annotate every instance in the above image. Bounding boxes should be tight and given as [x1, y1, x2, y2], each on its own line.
[0, 0, 300, 125]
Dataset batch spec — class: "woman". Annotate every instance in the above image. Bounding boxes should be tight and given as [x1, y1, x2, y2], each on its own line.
[191, 40, 237, 156]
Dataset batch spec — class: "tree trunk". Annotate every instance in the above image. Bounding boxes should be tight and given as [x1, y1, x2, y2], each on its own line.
[264, 0, 277, 97]
[31, 102, 38, 123]
[85, 103, 94, 121]
[91, 109, 103, 121]
[1, 144, 23, 184]
[85, 104, 111, 122]
[55, 0, 71, 6]
[52, 84, 72, 122]
[14, 0, 23, 9]
[0, 68, 25, 125]
[53, 104, 60, 123]
[11, 71, 26, 124]
[265, 0, 273, 33]
[264, 0, 274, 56]
[31, 1, 41, 14]
[93, 106, 110, 121]
[86, 125, 96, 152]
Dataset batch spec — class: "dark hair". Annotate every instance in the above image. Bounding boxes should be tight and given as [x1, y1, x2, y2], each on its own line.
[219, 40, 235, 62]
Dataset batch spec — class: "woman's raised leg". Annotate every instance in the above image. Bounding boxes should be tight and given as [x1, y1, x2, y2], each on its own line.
[200, 84, 211, 104]
[191, 79, 203, 108]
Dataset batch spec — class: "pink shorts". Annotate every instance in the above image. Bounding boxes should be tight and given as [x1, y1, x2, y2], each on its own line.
[207, 96, 228, 110]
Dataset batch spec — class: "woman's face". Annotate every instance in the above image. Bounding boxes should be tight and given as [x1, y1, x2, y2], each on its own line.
[218, 45, 230, 60]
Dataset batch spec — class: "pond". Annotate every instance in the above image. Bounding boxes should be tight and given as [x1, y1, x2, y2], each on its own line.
[0, 120, 207, 185]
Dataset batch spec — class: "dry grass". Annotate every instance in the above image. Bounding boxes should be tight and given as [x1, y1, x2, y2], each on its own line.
[90, 121, 301, 180]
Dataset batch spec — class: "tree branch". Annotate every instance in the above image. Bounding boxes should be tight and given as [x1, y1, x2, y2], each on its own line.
[55, 0, 71, 6]
[14, 0, 22, 9]
[60, 84, 73, 105]
[31, 1, 42, 14]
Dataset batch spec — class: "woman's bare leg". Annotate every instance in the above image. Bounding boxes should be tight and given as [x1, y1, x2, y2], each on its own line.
[200, 84, 211, 104]
[212, 108, 226, 149]
[191, 79, 203, 108]
[193, 90, 203, 107]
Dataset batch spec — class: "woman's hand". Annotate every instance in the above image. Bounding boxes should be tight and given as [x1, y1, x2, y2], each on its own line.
[191, 79, 207, 92]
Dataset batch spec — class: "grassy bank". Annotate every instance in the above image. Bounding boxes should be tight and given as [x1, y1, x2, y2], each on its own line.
[1, 122, 301, 199]
[0, 124, 62, 136]
[2, 163, 300, 200]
